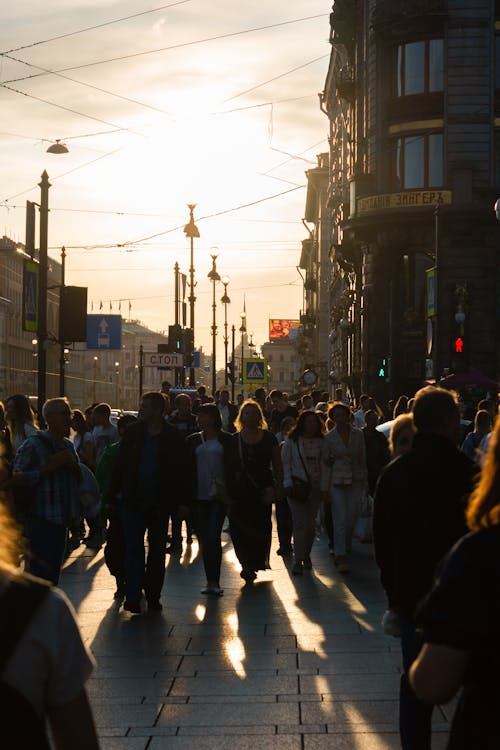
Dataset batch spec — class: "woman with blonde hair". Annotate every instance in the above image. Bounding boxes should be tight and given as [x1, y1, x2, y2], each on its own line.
[410, 416, 500, 748]
[5, 394, 38, 454]
[0, 499, 99, 749]
[227, 400, 283, 584]
[389, 414, 416, 458]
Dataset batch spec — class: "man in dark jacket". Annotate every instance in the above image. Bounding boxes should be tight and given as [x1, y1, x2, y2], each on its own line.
[110, 391, 188, 614]
[373, 386, 476, 750]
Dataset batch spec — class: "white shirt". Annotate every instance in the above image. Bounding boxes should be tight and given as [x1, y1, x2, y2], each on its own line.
[353, 408, 366, 429]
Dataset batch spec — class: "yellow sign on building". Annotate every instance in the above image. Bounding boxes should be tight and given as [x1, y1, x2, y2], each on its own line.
[357, 189, 452, 215]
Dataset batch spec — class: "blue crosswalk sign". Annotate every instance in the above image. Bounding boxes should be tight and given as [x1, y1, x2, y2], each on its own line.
[243, 358, 267, 384]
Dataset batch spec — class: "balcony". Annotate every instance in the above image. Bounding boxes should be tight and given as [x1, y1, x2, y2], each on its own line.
[372, 0, 446, 35]
[336, 65, 355, 102]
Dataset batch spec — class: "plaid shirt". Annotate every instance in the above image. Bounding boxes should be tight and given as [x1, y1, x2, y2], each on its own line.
[13, 431, 81, 526]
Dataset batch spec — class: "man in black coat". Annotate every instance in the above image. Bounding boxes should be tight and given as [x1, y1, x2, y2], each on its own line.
[373, 386, 476, 750]
[110, 391, 188, 614]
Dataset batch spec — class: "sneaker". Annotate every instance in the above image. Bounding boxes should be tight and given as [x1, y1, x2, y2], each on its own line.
[147, 599, 163, 612]
[201, 585, 224, 596]
[85, 529, 106, 550]
[303, 556, 312, 570]
[123, 600, 141, 614]
[291, 561, 303, 576]
[67, 534, 81, 550]
[276, 546, 293, 557]
[334, 555, 350, 573]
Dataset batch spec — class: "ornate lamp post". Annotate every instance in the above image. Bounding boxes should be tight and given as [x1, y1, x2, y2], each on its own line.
[207, 254, 221, 395]
[220, 277, 230, 385]
[239, 310, 247, 383]
[183, 204, 200, 386]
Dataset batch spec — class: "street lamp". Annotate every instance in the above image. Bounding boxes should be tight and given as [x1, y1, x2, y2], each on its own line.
[220, 277, 230, 384]
[248, 333, 256, 357]
[92, 356, 98, 403]
[114, 361, 120, 407]
[184, 204, 200, 386]
[239, 310, 247, 384]
[207, 253, 221, 396]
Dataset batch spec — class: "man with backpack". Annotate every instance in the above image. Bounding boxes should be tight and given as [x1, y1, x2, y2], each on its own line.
[10, 398, 81, 585]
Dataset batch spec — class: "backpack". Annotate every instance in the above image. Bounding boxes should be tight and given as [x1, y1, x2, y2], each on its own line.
[0, 576, 51, 749]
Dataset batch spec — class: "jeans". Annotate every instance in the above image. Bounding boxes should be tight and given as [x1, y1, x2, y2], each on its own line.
[193, 500, 226, 584]
[399, 615, 433, 750]
[329, 481, 363, 556]
[275, 498, 293, 550]
[288, 488, 321, 561]
[25, 516, 68, 585]
[121, 507, 169, 603]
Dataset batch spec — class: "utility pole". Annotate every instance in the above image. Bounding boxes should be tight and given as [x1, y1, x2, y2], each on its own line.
[184, 204, 199, 386]
[37, 171, 50, 419]
[231, 324, 236, 402]
[58, 246, 66, 397]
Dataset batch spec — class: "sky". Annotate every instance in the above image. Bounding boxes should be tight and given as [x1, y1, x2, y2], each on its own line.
[1, 0, 331, 359]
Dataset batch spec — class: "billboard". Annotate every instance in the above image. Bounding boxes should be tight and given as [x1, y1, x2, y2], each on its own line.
[269, 319, 300, 340]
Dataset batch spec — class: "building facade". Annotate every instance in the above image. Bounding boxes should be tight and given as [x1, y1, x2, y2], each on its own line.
[261, 339, 300, 395]
[323, 0, 500, 401]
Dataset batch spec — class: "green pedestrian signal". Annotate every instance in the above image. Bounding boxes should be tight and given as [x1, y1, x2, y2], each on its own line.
[377, 356, 390, 379]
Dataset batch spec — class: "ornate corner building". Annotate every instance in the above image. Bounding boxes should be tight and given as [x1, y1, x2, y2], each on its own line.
[321, 0, 500, 400]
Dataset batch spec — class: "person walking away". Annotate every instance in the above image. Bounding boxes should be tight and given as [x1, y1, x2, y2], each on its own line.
[186, 404, 231, 595]
[282, 411, 326, 575]
[167, 393, 198, 552]
[275, 415, 297, 556]
[109, 392, 188, 614]
[227, 400, 283, 585]
[217, 389, 238, 434]
[0, 502, 99, 750]
[68, 409, 94, 548]
[461, 409, 492, 464]
[410, 415, 500, 749]
[392, 395, 409, 419]
[87, 403, 119, 549]
[363, 409, 390, 496]
[96, 414, 137, 600]
[10, 398, 81, 584]
[321, 402, 367, 573]
[5, 394, 38, 454]
[373, 387, 476, 750]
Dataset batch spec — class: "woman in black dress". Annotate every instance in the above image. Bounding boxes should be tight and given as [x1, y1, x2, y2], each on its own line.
[228, 400, 283, 585]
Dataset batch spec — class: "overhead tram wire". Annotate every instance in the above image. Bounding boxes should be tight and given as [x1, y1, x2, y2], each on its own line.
[0, 0, 193, 56]
[1, 14, 328, 84]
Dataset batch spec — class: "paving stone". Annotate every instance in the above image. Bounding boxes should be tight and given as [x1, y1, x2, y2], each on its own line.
[155, 702, 299, 727]
[170, 674, 298, 696]
[91, 704, 161, 728]
[101, 740, 149, 750]
[300, 673, 400, 696]
[305, 733, 401, 749]
[302, 699, 399, 725]
[149, 738, 301, 749]
[87, 678, 173, 699]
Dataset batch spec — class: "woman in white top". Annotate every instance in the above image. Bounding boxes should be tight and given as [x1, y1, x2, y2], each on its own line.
[0, 501, 98, 749]
[321, 402, 367, 573]
[282, 410, 327, 575]
[5, 394, 38, 454]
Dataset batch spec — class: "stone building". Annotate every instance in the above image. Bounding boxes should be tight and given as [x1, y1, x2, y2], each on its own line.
[322, 0, 500, 400]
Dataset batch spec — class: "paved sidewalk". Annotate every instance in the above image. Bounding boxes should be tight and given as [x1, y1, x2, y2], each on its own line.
[60, 526, 452, 749]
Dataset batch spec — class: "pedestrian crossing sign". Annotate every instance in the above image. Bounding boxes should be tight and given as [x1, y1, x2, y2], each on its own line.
[243, 358, 268, 384]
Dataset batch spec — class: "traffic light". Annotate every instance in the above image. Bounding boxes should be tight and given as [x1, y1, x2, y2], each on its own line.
[454, 337, 464, 354]
[238, 373, 244, 384]
[376, 356, 390, 380]
[167, 324, 182, 353]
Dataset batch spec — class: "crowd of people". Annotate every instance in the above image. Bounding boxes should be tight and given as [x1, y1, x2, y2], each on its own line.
[1, 383, 500, 748]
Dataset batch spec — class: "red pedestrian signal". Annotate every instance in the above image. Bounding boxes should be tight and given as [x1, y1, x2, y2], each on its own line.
[454, 337, 464, 354]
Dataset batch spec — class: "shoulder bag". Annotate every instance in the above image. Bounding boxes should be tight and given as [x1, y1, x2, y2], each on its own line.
[290, 440, 312, 503]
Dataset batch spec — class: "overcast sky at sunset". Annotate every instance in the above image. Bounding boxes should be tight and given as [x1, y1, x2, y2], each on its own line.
[1, 1, 330, 357]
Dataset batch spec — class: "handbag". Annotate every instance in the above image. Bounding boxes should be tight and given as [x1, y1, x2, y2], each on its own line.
[290, 441, 312, 502]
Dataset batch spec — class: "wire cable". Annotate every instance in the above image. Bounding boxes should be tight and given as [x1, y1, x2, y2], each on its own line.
[1, 13, 328, 83]
[0, 0, 193, 56]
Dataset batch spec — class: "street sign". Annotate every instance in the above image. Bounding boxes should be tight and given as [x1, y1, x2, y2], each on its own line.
[243, 358, 268, 384]
[143, 352, 184, 368]
[22, 259, 39, 333]
[87, 314, 122, 350]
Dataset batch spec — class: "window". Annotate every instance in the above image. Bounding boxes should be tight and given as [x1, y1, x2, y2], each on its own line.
[396, 39, 443, 97]
[394, 133, 443, 189]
